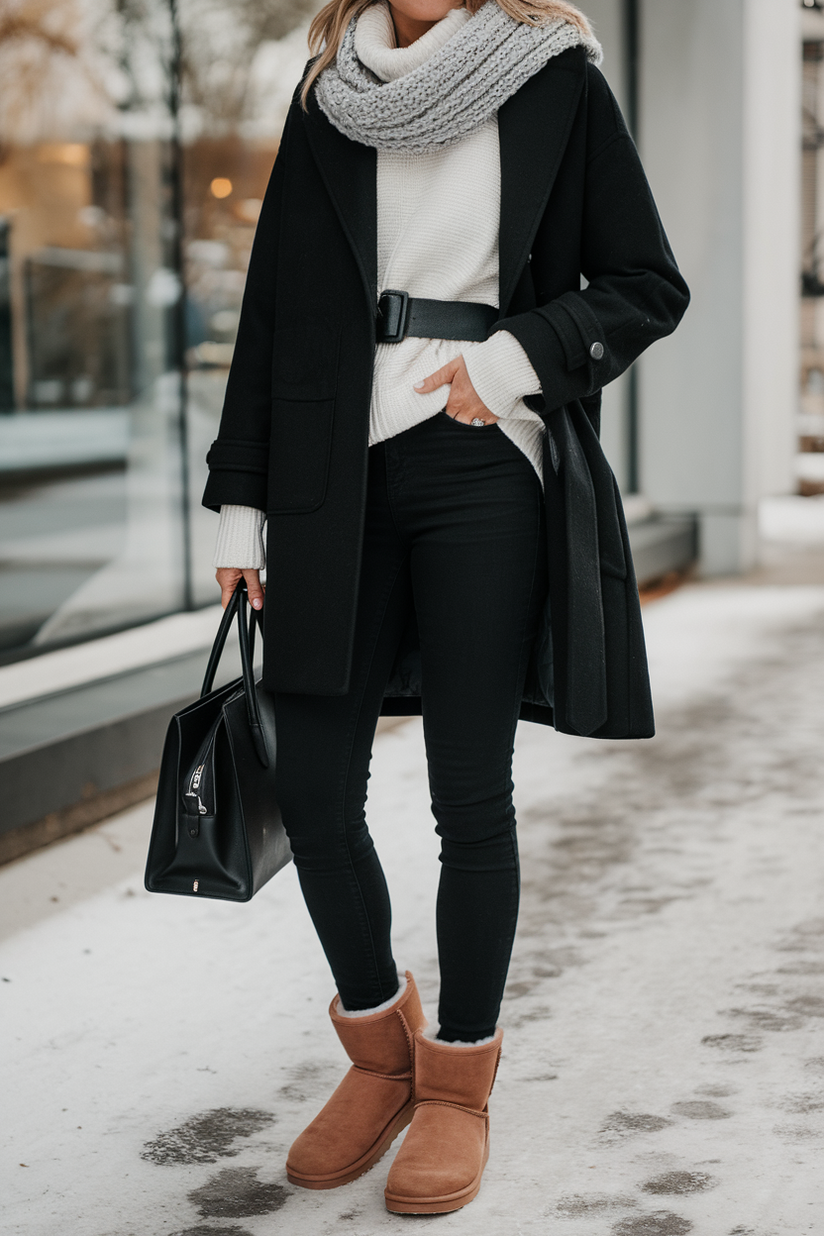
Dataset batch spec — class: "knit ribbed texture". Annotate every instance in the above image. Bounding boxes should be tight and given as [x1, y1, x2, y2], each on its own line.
[213, 504, 266, 569]
[354, 2, 470, 83]
[316, 0, 602, 153]
[364, 4, 546, 480]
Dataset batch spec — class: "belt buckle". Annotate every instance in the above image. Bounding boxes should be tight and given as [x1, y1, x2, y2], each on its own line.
[377, 289, 410, 343]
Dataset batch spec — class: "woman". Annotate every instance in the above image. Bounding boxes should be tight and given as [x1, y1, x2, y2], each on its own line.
[204, 0, 688, 1215]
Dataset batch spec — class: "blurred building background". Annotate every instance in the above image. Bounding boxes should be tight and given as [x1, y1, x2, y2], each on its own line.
[801, 0, 824, 492]
[0, 0, 315, 658]
[0, 0, 813, 859]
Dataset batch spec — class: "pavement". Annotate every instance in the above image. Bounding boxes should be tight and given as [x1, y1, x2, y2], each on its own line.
[3, 538, 824, 1234]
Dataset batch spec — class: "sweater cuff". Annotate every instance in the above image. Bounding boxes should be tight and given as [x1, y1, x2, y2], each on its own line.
[463, 330, 543, 419]
[213, 505, 267, 569]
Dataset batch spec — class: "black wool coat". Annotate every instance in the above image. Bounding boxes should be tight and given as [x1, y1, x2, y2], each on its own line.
[203, 46, 690, 740]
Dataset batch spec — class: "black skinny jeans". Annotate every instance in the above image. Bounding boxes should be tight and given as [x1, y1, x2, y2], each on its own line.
[274, 412, 548, 1042]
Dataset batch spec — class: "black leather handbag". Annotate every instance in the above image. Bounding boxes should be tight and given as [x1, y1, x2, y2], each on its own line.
[144, 584, 291, 901]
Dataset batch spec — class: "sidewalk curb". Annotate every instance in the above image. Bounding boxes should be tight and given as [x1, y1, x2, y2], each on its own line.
[0, 773, 157, 867]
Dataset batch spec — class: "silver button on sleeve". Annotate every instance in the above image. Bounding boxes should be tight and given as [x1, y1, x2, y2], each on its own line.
[589, 341, 605, 361]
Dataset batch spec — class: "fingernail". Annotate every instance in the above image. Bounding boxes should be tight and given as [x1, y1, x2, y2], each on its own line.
[253, 599, 262, 609]
[413, 381, 425, 391]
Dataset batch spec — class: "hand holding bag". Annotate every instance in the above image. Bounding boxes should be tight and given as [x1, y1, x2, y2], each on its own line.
[144, 583, 291, 901]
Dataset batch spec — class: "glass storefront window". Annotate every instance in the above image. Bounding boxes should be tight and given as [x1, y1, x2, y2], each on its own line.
[0, 0, 313, 662]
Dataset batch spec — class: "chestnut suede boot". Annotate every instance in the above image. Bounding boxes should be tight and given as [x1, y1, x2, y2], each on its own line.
[286, 972, 426, 1190]
[384, 1027, 503, 1214]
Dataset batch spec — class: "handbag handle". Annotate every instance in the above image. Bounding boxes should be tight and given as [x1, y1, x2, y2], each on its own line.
[200, 584, 242, 698]
[200, 583, 269, 769]
[237, 587, 269, 768]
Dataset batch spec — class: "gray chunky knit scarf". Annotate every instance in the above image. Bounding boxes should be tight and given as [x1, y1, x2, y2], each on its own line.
[314, 1, 602, 154]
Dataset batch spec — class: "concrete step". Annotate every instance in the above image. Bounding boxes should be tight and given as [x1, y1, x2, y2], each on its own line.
[628, 512, 697, 586]
[0, 644, 242, 865]
[0, 511, 698, 866]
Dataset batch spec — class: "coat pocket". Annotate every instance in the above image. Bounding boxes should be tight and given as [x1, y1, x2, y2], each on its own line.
[267, 397, 335, 514]
[268, 320, 339, 513]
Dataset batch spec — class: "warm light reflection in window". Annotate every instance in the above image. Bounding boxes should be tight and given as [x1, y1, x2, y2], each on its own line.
[210, 177, 233, 199]
[236, 198, 262, 223]
[36, 144, 90, 167]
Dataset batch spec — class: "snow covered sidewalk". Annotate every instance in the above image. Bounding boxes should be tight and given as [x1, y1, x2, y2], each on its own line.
[3, 581, 824, 1236]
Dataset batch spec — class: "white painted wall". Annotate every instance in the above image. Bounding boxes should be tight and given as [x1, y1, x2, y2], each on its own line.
[638, 0, 800, 574]
[742, 0, 801, 536]
[583, 0, 633, 491]
[585, 0, 627, 106]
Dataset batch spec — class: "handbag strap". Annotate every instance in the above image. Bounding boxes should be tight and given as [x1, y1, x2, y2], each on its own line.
[200, 584, 241, 698]
[236, 588, 269, 768]
[200, 584, 268, 766]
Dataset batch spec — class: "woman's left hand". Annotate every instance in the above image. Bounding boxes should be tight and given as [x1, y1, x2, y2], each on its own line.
[414, 355, 499, 425]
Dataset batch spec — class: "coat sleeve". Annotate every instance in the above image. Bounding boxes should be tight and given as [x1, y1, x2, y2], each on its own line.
[494, 65, 690, 416]
[201, 103, 295, 512]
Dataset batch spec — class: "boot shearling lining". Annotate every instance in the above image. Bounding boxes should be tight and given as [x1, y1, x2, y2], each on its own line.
[422, 1025, 498, 1047]
[336, 973, 406, 1018]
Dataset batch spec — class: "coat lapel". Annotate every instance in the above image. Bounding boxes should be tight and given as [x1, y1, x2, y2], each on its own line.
[498, 50, 586, 315]
[303, 97, 378, 310]
[301, 48, 585, 319]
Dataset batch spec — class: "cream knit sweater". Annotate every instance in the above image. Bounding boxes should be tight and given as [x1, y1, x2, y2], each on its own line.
[214, 2, 545, 570]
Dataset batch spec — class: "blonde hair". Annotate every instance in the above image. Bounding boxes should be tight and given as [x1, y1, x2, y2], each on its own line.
[300, 0, 594, 108]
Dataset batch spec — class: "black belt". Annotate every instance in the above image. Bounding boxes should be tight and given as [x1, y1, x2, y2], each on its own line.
[376, 290, 499, 344]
